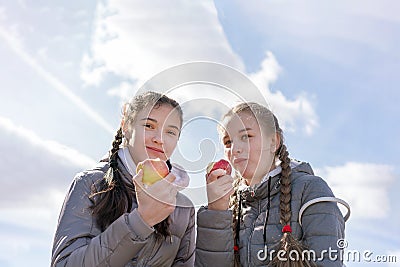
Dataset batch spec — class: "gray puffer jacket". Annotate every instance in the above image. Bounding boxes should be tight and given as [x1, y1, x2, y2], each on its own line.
[52, 159, 195, 267]
[196, 162, 346, 267]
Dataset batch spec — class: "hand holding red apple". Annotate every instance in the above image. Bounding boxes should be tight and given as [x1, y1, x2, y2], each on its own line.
[206, 159, 234, 211]
[206, 159, 232, 177]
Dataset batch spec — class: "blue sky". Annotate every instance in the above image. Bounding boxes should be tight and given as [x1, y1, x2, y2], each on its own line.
[0, 1, 399, 266]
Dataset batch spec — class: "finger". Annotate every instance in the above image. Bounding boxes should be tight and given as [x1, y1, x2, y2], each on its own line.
[218, 182, 233, 194]
[221, 173, 234, 180]
[163, 172, 177, 184]
[217, 175, 234, 185]
[132, 169, 144, 192]
[206, 169, 226, 184]
[163, 184, 179, 199]
[223, 186, 234, 195]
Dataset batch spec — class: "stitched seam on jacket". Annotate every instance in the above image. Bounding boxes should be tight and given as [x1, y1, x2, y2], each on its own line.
[96, 231, 133, 266]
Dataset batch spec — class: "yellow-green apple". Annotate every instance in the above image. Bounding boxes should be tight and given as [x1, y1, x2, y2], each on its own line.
[206, 159, 232, 177]
[136, 158, 170, 186]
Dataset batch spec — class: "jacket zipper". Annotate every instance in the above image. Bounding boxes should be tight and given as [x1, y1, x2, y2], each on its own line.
[247, 190, 261, 265]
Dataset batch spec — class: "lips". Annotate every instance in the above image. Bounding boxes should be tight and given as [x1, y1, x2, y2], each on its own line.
[233, 158, 247, 164]
[146, 146, 164, 154]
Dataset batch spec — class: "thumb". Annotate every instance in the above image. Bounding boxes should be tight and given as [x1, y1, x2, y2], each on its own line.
[163, 172, 177, 184]
[133, 169, 144, 192]
[206, 169, 226, 184]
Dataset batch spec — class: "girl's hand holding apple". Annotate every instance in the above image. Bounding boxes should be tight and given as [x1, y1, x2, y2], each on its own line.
[133, 159, 178, 227]
[206, 160, 234, 211]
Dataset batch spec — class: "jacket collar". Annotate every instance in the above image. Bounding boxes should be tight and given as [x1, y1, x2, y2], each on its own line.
[241, 175, 281, 202]
[118, 147, 136, 176]
[240, 160, 314, 202]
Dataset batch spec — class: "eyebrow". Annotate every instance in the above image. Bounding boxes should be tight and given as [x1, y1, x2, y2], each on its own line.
[239, 127, 252, 133]
[141, 118, 180, 131]
[222, 127, 252, 138]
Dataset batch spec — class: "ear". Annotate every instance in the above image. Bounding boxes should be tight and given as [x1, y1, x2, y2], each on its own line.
[270, 132, 281, 153]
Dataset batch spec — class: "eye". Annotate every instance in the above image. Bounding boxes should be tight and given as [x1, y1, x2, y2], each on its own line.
[224, 139, 232, 147]
[166, 130, 178, 136]
[143, 123, 154, 129]
[241, 134, 252, 141]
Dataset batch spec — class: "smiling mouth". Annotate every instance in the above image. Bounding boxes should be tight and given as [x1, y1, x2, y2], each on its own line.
[146, 146, 164, 153]
[233, 158, 247, 164]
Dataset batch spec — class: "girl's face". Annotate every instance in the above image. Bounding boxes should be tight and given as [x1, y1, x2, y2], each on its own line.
[222, 112, 277, 185]
[126, 104, 181, 164]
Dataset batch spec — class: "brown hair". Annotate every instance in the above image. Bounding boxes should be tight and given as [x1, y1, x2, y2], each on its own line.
[224, 102, 315, 266]
[90, 91, 183, 238]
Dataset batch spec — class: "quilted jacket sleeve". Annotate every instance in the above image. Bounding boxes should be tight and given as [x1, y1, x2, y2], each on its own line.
[51, 172, 155, 267]
[195, 207, 235, 267]
[300, 176, 346, 267]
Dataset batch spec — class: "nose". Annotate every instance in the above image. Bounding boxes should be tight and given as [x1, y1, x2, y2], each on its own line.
[151, 130, 163, 144]
[231, 141, 242, 155]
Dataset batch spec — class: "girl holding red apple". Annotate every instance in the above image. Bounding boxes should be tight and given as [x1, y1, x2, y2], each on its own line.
[196, 102, 350, 267]
[52, 91, 195, 266]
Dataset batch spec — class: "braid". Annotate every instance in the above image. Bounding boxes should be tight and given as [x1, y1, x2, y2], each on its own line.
[91, 128, 134, 231]
[278, 144, 292, 226]
[273, 139, 316, 266]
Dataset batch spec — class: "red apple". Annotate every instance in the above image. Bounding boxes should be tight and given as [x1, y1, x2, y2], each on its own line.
[136, 158, 170, 186]
[206, 159, 232, 177]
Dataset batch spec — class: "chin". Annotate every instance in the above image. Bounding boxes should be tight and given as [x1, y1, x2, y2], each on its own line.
[242, 170, 254, 180]
[146, 151, 165, 160]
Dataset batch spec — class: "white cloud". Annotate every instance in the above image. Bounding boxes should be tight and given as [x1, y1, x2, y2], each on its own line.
[80, 52, 109, 87]
[37, 46, 48, 60]
[0, 24, 115, 134]
[81, 0, 244, 87]
[107, 81, 138, 102]
[0, 212, 55, 266]
[0, 190, 64, 231]
[0, 116, 96, 207]
[0, 116, 97, 266]
[249, 51, 318, 135]
[249, 51, 282, 88]
[315, 162, 396, 219]
[0, 116, 96, 169]
[83, 1, 318, 135]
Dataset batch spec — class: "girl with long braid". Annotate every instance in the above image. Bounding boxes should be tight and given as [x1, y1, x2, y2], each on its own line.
[52, 91, 195, 266]
[196, 102, 350, 267]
